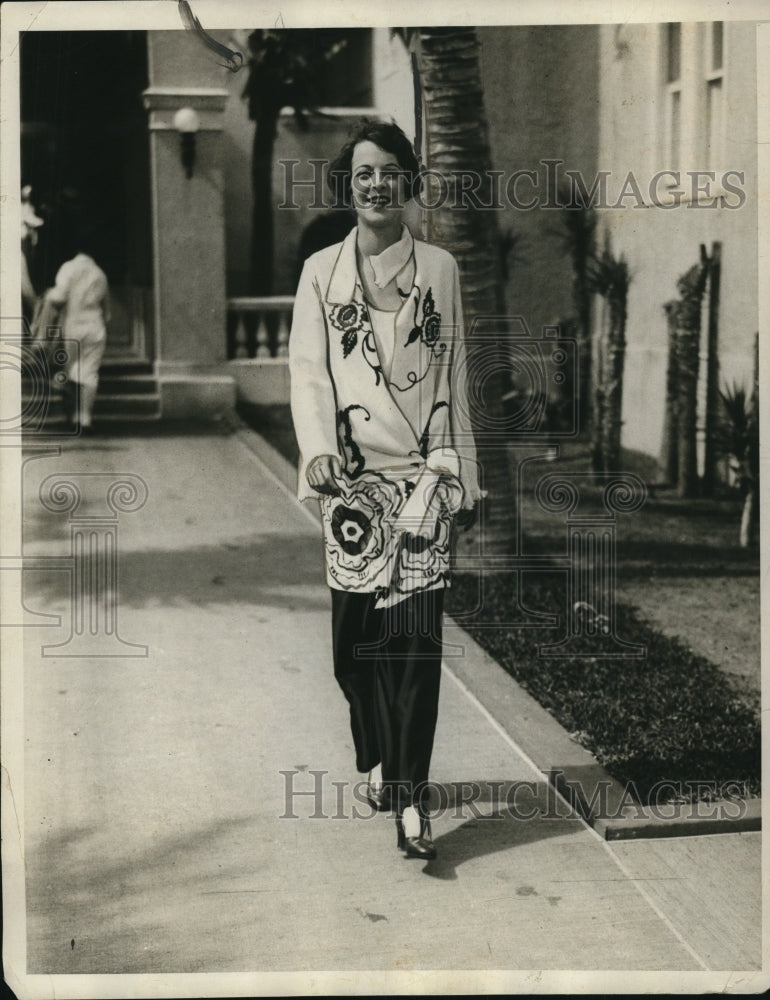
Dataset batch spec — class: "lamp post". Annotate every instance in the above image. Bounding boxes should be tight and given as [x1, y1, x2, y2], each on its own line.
[173, 106, 200, 178]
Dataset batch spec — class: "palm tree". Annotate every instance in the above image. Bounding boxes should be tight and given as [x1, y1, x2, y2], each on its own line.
[556, 195, 597, 433]
[662, 250, 711, 497]
[588, 234, 631, 472]
[415, 28, 506, 331]
[403, 27, 512, 517]
[716, 335, 759, 547]
[242, 29, 351, 294]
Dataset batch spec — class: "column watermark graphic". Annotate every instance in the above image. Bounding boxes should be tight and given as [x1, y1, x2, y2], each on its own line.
[1, 319, 149, 656]
[37, 473, 148, 657]
[534, 472, 647, 657]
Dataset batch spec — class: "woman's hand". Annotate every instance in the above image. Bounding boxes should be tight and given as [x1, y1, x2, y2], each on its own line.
[456, 502, 479, 531]
[307, 454, 343, 496]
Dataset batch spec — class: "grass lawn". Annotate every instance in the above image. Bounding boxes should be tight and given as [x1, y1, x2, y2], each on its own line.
[239, 401, 761, 804]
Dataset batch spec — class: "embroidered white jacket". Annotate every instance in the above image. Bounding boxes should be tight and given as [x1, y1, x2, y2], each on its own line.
[289, 225, 483, 602]
[289, 224, 482, 506]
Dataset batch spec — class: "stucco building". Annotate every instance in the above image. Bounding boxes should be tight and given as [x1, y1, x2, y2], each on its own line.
[20, 23, 758, 473]
[595, 21, 758, 463]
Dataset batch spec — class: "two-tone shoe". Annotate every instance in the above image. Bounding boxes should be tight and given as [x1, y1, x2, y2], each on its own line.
[395, 815, 437, 860]
[365, 773, 390, 812]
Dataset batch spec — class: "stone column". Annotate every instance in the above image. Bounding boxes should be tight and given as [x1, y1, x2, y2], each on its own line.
[142, 31, 235, 418]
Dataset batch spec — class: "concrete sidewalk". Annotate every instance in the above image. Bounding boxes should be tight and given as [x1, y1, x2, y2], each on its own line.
[13, 422, 764, 989]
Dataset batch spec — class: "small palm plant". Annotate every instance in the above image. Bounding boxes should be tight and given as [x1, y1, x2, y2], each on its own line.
[716, 372, 759, 548]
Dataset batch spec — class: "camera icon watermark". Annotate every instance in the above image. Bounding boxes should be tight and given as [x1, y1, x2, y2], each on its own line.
[453, 316, 579, 444]
[1, 318, 80, 439]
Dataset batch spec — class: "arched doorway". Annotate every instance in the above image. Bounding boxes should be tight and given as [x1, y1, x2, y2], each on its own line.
[21, 31, 154, 362]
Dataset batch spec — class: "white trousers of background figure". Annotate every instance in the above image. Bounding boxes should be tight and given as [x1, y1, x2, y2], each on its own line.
[66, 316, 106, 425]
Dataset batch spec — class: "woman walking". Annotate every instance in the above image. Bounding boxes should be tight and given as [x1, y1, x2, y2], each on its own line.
[289, 119, 483, 860]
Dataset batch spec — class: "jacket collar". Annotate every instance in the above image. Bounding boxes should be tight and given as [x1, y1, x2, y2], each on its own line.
[370, 225, 413, 289]
[325, 224, 416, 304]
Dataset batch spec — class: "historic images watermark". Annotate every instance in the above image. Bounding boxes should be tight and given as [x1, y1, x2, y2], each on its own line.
[277, 158, 748, 212]
[278, 769, 750, 822]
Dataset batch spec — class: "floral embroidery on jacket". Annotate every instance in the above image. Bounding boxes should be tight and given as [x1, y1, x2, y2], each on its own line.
[361, 329, 384, 385]
[330, 505, 373, 556]
[390, 285, 448, 392]
[320, 474, 403, 590]
[328, 300, 383, 384]
[337, 404, 370, 478]
[417, 400, 450, 459]
[320, 471, 458, 597]
[406, 287, 444, 350]
[329, 302, 365, 358]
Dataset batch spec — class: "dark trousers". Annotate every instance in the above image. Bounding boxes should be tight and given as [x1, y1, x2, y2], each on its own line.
[331, 587, 444, 815]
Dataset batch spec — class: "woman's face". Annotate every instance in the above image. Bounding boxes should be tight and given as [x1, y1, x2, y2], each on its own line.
[350, 140, 408, 228]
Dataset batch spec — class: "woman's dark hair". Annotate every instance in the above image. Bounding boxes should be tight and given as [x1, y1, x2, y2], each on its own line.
[328, 117, 422, 205]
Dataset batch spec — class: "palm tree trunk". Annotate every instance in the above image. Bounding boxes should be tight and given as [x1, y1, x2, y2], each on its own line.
[675, 319, 701, 498]
[741, 330, 760, 547]
[740, 489, 756, 548]
[250, 112, 279, 295]
[603, 295, 627, 471]
[589, 244, 629, 472]
[702, 242, 721, 495]
[418, 28, 504, 317]
[416, 27, 510, 517]
[562, 207, 596, 434]
[575, 269, 593, 434]
[590, 294, 605, 471]
[661, 302, 679, 485]
[670, 255, 710, 498]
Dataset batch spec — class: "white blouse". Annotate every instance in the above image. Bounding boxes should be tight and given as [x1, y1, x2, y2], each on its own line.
[366, 304, 398, 383]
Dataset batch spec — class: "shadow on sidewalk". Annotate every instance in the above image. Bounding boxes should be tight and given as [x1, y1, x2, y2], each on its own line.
[23, 534, 331, 614]
[404, 779, 581, 882]
[25, 813, 262, 974]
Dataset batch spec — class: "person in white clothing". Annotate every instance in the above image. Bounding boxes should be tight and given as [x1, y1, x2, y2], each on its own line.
[21, 186, 44, 324]
[46, 233, 110, 433]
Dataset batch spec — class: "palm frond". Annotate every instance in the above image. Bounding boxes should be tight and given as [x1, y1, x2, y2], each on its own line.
[588, 240, 630, 297]
[391, 28, 420, 49]
[715, 381, 753, 462]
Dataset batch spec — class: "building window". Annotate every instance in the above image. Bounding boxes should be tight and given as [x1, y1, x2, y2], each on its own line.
[664, 22, 682, 171]
[704, 21, 725, 171]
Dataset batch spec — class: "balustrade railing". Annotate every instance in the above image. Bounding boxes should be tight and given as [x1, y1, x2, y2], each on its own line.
[227, 296, 295, 360]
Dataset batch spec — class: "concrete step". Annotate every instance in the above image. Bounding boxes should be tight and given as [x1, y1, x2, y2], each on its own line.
[22, 407, 162, 428]
[22, 391, 161, 417]
[22, 355, 161, 427]
[99, 359, 154, 376]
[22, 374, 159, 396]
[93, 393, 161, 416]
[21, 380, 162, 431]
[94, 375, 158, 395]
